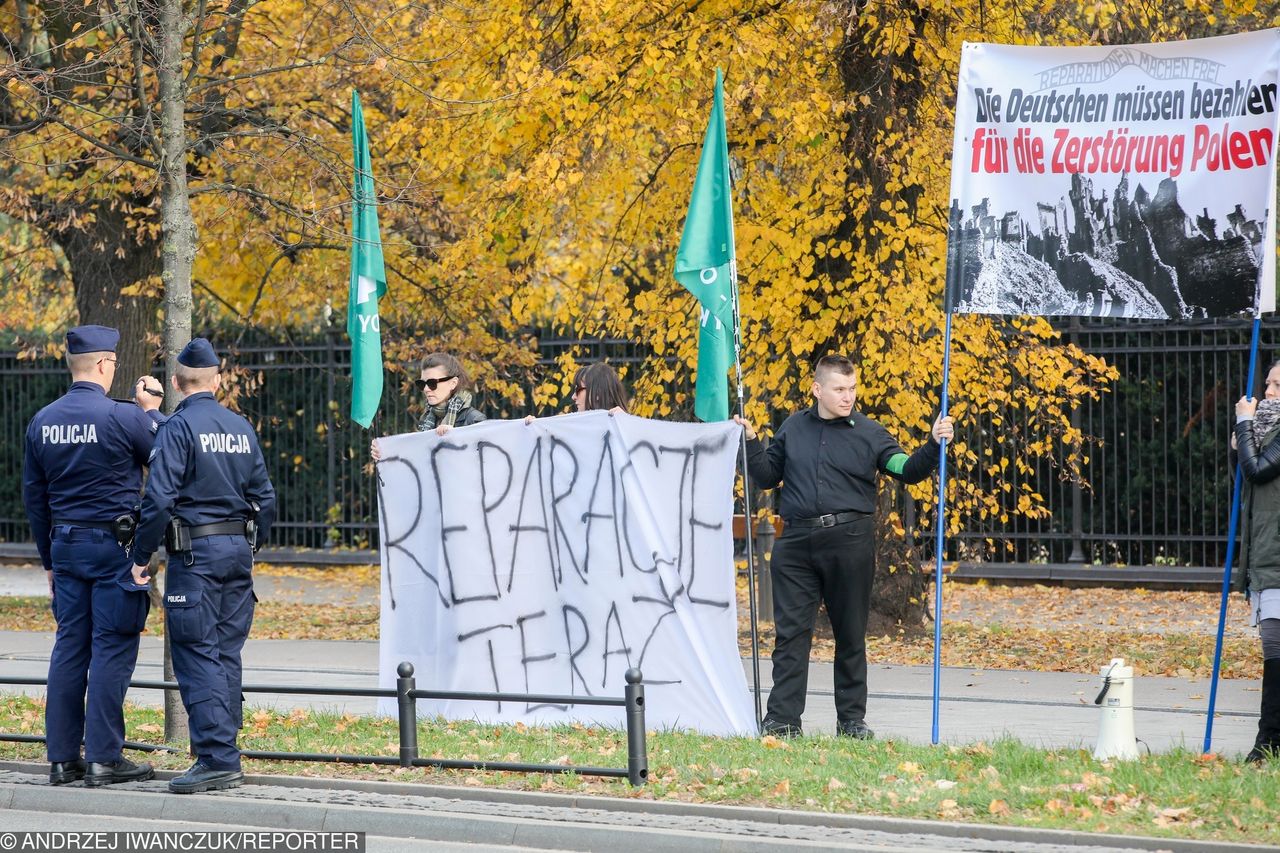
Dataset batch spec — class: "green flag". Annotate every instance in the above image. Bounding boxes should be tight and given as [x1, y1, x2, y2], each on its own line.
[348, 89, 387, 429]
[674, 68, 736, 423]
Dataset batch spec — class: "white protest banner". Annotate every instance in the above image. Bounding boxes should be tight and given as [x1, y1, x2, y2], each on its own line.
[946, 30, 1280, 319]
[375, 411, 756, 735]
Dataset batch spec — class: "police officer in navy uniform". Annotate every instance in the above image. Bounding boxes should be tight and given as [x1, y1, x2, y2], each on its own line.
[131, 338, 276, 794]
[23, 325, 164, 786]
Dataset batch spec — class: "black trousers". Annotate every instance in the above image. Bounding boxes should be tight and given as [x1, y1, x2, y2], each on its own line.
[765, 514, 874, 726]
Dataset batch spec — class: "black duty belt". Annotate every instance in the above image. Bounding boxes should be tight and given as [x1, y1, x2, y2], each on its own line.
[52, 519, 114, 532]
[788, 511, 869, 528]
[189, 521, 247, 538]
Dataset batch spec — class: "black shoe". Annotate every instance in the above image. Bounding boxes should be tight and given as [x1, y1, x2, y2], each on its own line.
[49, 759, 85, 785]
[84, 757, 155, 787]
[761, 717, 802, 738]
[168, 761, 243, 794]
[837, 719, 875, 740]
[1247, 658, 1280, 764]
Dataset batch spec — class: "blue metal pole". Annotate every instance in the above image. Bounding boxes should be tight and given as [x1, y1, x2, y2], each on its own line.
[932, 312, 954, 746]
[1204, 316, 1262, 753]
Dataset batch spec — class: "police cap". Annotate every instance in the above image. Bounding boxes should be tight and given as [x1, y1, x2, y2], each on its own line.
[177, 338, 220, 369]
[66, 325, 120, 355]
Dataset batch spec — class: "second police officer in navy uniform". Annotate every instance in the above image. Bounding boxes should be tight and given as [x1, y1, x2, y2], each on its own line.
[23, 325, 165, 786]
[131, 338, 276, 794]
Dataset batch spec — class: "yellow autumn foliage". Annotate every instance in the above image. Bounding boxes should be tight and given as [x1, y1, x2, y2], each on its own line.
[6, 0, 1280, 535]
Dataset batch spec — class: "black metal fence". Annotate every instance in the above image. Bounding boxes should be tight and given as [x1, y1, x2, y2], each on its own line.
[0, 332, 661, 552]
[952, 318, 1262, 568]
[0, 662, 649, 785]
[1, 320, 1273, 568]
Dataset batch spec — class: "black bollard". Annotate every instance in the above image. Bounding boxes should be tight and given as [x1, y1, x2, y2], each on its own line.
[396, 661, 419, 767]
[624, 668, 648, 786]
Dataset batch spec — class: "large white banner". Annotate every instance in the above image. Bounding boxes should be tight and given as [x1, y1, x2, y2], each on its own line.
[375, 412, 756, 735]
[946, 30, 1280, 319]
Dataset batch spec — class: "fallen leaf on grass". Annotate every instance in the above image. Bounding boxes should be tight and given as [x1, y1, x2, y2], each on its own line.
[988, 799, 1011, 816]
[251, 710, 273, 735]
[770, 779, 791, 797]
[1153, 807, 1194, 827]
[826, 777, 845, 792]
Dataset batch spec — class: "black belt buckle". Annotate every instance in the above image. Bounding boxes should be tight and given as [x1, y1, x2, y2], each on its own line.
[820, 513, 836, 528]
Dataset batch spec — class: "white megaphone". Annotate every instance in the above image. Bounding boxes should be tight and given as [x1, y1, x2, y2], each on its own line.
[1093, 657, 1140, 760]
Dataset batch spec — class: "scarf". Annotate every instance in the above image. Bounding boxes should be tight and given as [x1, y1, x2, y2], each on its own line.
[1253, 398, 1280, 447]
[418, 389, 473, 432]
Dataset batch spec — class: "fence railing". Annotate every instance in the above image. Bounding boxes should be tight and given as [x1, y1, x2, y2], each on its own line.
[0, 662, 649, 786]
[1, 319, 1275, 568]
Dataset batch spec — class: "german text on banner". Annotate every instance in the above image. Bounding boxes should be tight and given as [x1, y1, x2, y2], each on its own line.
[375, 412, 756, 735]
[946, 31, 1280, 319]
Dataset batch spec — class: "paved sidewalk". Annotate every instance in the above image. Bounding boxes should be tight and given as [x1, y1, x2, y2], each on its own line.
[0, 630, 1258, 754]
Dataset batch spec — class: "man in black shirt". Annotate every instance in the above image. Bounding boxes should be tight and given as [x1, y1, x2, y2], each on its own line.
[736, 354, 952, 739]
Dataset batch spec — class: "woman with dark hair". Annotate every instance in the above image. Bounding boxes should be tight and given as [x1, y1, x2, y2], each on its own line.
[522, 361, 627, 422]
[570, 362, 629, 414]
[525, 362, 628, 424]
[372, 351, 485, 460]
[1234, 358, 1280, 763]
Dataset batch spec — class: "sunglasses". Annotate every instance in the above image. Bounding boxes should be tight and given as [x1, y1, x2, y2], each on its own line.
[415, 375, 456, 392]
[573, 385, 587, 395]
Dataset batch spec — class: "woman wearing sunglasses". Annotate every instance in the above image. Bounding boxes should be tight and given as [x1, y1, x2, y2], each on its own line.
[371, 352, 485, 460]
[413, 352, 485, 433]
[524, 362, 628, 425]
[569, 362, 628, 414]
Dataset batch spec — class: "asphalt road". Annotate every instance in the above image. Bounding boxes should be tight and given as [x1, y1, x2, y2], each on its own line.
[0, 767, 1267, 853]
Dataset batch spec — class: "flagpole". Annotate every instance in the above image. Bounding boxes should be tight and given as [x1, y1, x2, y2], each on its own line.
[711, 66, 762, 731]
[727, 227, 763, 732]
[1204, 315, 1262, 753]
[730, 282, 763, 730]
[931, 311, 954, 746]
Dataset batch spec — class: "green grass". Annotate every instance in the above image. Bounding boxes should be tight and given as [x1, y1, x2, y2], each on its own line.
[0, 694, 1275, 844]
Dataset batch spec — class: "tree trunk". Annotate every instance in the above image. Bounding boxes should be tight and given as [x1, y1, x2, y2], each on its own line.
[827, 3, 933, 630]
[870, 483, 929, 637]
[157, 0, 195, 745]
[52, 202, 162, 395]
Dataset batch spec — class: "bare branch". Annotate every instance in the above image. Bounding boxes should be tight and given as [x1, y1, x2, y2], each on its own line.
[51, 115, 160, 169]
[186, 0, 213, 78]
[186, 56, 332, 97]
